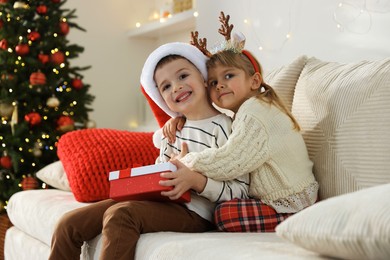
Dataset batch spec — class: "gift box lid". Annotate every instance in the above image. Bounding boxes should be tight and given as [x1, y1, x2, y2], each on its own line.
[108, 162, 177, 181]
[131, 162, 177, 177]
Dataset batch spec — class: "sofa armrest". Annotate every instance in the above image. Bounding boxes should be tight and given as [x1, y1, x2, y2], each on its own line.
[57, 128, 159, 202]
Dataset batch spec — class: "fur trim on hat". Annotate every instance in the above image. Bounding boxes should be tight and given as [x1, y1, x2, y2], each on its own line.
[140, 42, 208, 118]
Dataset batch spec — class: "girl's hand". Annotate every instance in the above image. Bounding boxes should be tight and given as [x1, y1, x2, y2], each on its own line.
[160, 160, 207, 200]
[162, 116, 186, 143]
[170, 142, 189, 161]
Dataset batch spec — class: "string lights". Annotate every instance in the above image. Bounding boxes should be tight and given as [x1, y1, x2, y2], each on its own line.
[242, 0, 294, 52]
[333, 0, 390, 34]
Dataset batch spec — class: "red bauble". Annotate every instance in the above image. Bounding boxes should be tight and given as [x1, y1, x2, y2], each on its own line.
[0, 20, 3, 29]
[1, 73, 14, 81]
[38, 53, 49, 64]
[0, 0, 7, 4]
[15, 43, 30, 55]
[57, 116, 75, 132]
[59, 21, 69, 35]
[50, 51, 65, 64]
[36, 5, 48, 15]
[24, 112, 42, 127]
[27, 31, 41, 41]
[51, 0, 61, 3]
[21, 176, 39, 190]
[71, 78, 83, 90]
[0, 39, 8, 50]
[29, 71, 47, 85]
[0, 156, 12, 169]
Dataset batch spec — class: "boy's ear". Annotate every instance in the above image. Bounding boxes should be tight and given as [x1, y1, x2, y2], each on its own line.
[250, 72, 262, 91]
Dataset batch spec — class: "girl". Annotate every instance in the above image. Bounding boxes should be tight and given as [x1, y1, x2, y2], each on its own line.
[161, 49, 318, 216]
[160, 12, 318, 219]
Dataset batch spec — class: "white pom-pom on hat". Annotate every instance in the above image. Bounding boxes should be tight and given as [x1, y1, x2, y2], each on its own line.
[140, 42, 208, 118]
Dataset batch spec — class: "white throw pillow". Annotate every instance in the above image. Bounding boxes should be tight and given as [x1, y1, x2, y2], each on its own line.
[265, 55, 307, 111]
[36, 161, 71, 191]
[292, 57, 390, 199]
[276, 183, 390, 260]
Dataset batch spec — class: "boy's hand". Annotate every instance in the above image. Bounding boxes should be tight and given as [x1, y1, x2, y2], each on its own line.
[159, 160, 207, 200]
[162, 116, 186, 143]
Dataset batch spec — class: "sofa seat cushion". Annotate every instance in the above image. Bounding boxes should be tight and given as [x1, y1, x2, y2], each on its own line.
[57, 129, 158, 202]
[7, 189, 326, 260]
[292, 57, 390, 199]
[85, 231, 325, 260]
[7, 189, 88, 246]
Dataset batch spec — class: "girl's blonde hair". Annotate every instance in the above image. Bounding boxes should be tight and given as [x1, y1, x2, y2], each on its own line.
[206, 50, 300, 130]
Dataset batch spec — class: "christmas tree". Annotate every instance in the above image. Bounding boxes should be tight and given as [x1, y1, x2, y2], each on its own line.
[0, 0, 94, 212]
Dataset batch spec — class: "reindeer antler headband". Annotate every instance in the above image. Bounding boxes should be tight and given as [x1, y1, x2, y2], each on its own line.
[190, 12, 244, 57]
[190, 11, 259, 73]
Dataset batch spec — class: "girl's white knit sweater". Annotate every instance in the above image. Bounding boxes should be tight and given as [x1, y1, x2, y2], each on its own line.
[181, 97, 318, 210]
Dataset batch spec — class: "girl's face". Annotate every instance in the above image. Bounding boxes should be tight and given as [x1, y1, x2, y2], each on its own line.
[154, 58, 208, 119]
[207, 63, 261, 113]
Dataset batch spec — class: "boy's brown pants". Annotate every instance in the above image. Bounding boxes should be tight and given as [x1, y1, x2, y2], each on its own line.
[48, 199, 214, 260]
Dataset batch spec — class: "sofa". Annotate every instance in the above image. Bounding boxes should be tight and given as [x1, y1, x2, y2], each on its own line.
[4, 55, 390, 260]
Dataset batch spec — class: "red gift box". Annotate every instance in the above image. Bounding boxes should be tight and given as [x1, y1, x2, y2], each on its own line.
[109, 162, 191, 203]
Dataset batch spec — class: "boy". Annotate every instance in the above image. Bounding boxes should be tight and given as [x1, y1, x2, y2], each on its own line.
[49, 42, 249, 260]
[140, 42, 249, 214]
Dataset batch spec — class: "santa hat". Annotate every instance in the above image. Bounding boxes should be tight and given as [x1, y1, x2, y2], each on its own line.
[140, 42, 208, 118]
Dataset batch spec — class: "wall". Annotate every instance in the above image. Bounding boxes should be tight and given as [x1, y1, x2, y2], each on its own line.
[197, 0, 390, 72]
[65, 0, 390, 131]
[65, 0, 155, 130]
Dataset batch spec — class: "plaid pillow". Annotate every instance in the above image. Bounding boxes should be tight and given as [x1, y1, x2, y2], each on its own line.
[214, 199, 293, 232]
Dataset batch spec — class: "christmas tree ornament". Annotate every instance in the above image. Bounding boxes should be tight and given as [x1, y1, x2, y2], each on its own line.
[71, 78, 83, 90]
[0, 151, 12, 169]
[0, 155, 12, 169]
[15, 43, 30, 56]
[50, 51, 65, 64]
[57, 115, 74, 132]
[36, 5, 47, 15]
[10, 103, 18, 135]
[24, 112, 42, 127]
[51, 0, 61, 3]
[29, 71, 47, 85]
[21, 175, 39, 190]
[0, 20, 3, 29]
[33, 143, 42, 157]
[27, 31, 41, 41]
[33, 148, 42, 157]
[0, 39, 8, 50]
[85, 120, 97, 128]
[59, 21, 69, 35]
[0, 0, 8, 5]
[38, 53, 50, 64]
[13, 1, 29, 9]
[0, 73, 15, 81]
[0, 101, 14, 118]
[46, 96, 60, 108]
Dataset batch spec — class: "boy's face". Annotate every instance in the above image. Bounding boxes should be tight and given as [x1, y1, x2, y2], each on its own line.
[154, 58, 209, 118]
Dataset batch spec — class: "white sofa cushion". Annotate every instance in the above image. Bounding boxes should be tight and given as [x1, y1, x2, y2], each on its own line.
[276, 183, 390, 260]
[265, 55, 307, 111]
[7, 190, 325, 260]
[7, 189, 88, 246]
[291, 57, 390, 199]
[36, 161, 71, 191]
